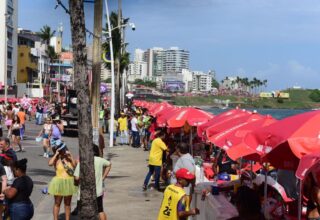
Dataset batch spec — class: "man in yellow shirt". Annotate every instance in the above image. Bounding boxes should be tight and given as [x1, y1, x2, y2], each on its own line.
[158, 168, 199, 220]
[143, 131, 167, 191]
[117, 112, 128, 145]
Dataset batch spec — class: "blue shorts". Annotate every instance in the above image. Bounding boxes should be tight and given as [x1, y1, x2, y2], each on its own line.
[43, 134, 49, 139]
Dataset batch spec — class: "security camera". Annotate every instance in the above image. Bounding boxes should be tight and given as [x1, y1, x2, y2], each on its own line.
[129, 23, 136, 31]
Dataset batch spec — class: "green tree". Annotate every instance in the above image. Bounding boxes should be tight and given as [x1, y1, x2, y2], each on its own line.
[309, 89, 320, 102]
[68, 0, 97, 219]
[37, 25, 59, 62]
[211, 78, 219, 88]
[102, 12, 130, 115]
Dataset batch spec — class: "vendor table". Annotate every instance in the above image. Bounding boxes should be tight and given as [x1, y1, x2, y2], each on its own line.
[193, 182, 238, 220]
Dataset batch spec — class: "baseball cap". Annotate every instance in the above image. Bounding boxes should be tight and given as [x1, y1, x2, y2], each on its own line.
[175, 168, 195, 180]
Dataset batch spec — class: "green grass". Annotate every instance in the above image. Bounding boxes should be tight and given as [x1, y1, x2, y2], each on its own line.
[172, 89, 320, 109]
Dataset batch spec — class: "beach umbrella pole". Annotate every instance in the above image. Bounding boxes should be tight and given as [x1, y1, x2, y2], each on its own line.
[298, 179, 302, 220]
[189, 128, 193, 156]
[264, 163, 269, 218]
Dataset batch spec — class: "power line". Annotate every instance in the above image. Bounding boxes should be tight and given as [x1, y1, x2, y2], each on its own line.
[55, 0, 99, 39]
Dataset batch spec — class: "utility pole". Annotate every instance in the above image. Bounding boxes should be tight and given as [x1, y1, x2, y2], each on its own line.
[91, 0, 102, 146]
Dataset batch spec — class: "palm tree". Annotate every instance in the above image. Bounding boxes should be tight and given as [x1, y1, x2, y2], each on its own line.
[102, 12, 130, 114]
[69, 0, 96, 218]
[37, 25, 58, 62]
[37, 25, 56, 45]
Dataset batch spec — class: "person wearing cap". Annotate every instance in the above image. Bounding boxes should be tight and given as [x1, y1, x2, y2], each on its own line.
[50, 116, 64, 149]
[130, 112, 140, 148]
[158, 168, 199, 220]
[117, 112, 128, 145]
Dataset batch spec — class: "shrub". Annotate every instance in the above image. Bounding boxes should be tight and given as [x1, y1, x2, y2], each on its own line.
[309, 90, 320, 102]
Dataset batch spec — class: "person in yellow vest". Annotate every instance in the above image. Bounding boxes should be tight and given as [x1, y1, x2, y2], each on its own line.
[158, 168, 200, 220]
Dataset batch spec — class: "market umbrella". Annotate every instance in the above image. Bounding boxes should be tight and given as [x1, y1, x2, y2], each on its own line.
[245, 110, 320, 170]
[166, 107, 214, 128]
[296, 151, 320, 181]
[220, 115, 277, 161]
[197, 108, 251, 139]
[157, 107, 182, 127]
[149, 102, 173, 116]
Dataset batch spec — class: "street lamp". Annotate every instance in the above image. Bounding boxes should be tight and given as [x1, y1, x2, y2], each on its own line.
[103, 1, 135, 148]
[4, 13, 11, 104]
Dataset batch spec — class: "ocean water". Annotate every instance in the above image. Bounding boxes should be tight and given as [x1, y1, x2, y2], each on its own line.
[207, 108, 311, 120]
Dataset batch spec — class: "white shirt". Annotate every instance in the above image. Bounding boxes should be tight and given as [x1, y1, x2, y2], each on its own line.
[131, 117, 138, 132]
[12, 107, 19, 115]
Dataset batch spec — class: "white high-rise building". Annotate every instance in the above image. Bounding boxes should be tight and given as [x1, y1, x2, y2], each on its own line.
[0, 0, 18, 87]
[162, 47, 189, 76]
[192, 71, 213, 92]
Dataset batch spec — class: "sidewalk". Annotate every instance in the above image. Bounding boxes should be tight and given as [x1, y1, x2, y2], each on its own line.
[34, 144, 163, 220]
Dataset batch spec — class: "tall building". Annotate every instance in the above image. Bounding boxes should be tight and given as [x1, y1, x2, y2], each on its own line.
[129, 47, 189, 82]
[17, 29, 50, 97]
[192, 71, 213, 92]
[0, 0, 18, 89]
[162, 47, 189, 76]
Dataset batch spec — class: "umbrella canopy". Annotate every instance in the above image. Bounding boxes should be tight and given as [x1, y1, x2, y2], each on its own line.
[166, 107, 214, 128]
[206, 113, 264, 141]
[245, 110, 320, 169]
[197, 109, 251, 139]
[296, 151, 320, 181]
[222, 115, 277, 161]
[148, 102, 173, 116]
[157, 107, 182, 127]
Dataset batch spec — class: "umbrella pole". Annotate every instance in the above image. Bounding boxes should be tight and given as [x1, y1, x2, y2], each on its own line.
[239, 157, 243, 179]
[189, 128, 193, 156]
[264, 163, 269, 218]
[180, 127, 183, 143]
[298, 179, 302, 220]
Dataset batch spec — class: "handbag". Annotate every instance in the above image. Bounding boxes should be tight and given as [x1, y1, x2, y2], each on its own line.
[61, 159, 75, 176]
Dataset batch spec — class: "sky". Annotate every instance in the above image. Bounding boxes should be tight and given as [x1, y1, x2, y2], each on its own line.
[19, 0, 320, 90]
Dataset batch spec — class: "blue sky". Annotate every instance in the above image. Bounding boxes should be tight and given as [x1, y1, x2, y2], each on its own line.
[19, 0, 320, 90]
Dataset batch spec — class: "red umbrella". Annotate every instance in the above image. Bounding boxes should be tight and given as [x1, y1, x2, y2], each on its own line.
[296, 151, 320, 181]
[157, 107, 182, 127]
[149, 102, 173, 116]
[245, 110, 320, 170]
[221, 115, 277, 161]
[166, 107, 214, 128]
[206, 113, 264, 140]
[197, 109, 251, 139]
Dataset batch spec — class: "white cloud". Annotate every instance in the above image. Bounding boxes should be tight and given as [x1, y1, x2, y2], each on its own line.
[256, 61, 320, 90]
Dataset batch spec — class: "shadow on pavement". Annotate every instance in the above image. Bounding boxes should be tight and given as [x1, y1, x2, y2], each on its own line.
[28, 168, 55, 177]
[107, 175, 130, 179]
[106, 153, 119, 160]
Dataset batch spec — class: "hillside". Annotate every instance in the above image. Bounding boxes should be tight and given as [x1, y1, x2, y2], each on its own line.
[172, 89, 320, 109]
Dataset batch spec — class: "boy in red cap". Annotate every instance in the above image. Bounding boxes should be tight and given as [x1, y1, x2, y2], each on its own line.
[158, 168, 199, 220]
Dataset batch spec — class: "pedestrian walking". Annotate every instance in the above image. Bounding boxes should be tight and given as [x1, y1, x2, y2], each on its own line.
[10, 116, 23, 152]
[48, 144, 77, 220]
[131, 112, 140, 148]
[35, 103, 43, 125]
[117, 112, 128, 145]
[17, 107, 26, 140]
[50, 116, 64, 149]
[5, 106, 13, 137]
[4, 159, 34, 220]
[143, 131, 168, 191]
[74, 144, 112, 220]
[37, 117, 52, 158]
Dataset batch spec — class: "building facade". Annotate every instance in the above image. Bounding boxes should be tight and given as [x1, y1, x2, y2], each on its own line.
[192, 71, 213, 92]
[0, 0, 18, 89]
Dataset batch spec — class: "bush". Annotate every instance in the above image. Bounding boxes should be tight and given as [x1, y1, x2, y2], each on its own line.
[309, 89, 320, 102]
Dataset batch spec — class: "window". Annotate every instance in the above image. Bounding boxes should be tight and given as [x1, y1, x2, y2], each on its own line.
[20, 53, 24, 57]
[7, 51, 12, 59]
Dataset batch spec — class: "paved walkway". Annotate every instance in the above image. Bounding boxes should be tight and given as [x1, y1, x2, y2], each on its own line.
[34, 143, 163, 220]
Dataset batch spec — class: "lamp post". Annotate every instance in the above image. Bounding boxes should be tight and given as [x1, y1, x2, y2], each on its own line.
[103, 0, 135, 147]
[104, 0, 115, 148]
[4, 13, 11, 104]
